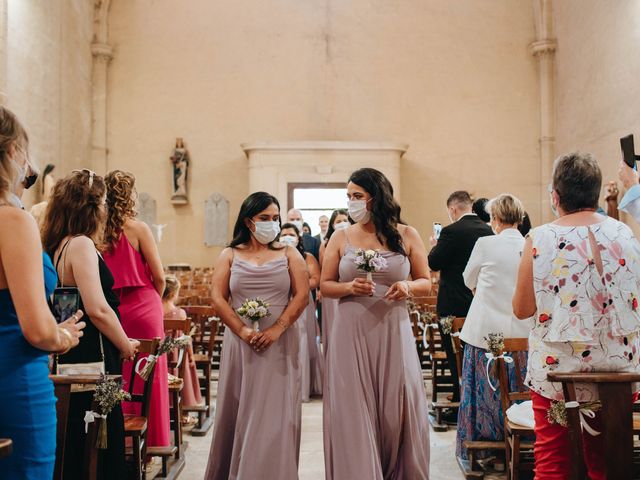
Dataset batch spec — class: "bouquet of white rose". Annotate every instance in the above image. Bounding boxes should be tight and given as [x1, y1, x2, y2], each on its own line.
[354, 248, 388, 282]
[237, 297, 271, 331]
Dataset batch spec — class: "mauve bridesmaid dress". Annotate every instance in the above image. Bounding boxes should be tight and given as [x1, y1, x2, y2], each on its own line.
[205, 252, 301, 479]
[324, 244, 430, 480]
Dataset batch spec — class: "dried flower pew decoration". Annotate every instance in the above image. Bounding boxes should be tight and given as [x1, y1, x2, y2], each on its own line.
[547, 400, 602, 436]
[439, 315, 456, 335]
[85, 374, 131, 448]
[483, 332, 513, 391]
[136, 335, 191, 381]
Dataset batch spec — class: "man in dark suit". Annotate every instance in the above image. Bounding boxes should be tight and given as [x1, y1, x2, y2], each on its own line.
[314, 214, 329, 244]
[287, 208, 320, 260]
[428, 190, 493, 404]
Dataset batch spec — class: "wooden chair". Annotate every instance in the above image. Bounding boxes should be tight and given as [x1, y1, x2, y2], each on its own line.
[50, 374, 118, 480]
[423, 312, 459, 431]
[496, 338, 534, 480]
[181, 306, 219, 436]
[0, 439, 11, 458]
[124, 338, 160, 480]
[145, 319, 189, 479]
[451, 317, 465, 386]
[547, 371, 640, 480]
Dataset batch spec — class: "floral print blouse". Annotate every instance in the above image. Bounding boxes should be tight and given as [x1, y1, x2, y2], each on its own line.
[526, 217, 640, 401]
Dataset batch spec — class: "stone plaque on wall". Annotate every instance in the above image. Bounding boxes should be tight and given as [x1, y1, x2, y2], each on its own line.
[205, 193, 229, 247]
[137, 192, 157, 227]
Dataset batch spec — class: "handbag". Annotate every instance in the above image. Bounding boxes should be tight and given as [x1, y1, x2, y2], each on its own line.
[53, 237, 106, 392]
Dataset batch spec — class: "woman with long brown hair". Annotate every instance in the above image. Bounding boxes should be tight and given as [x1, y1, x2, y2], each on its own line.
[42, 169, 137, 479]
[103, 170, 170, 449]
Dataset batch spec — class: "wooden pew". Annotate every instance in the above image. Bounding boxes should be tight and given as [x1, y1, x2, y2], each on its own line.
[50, 374, 120, 480]
[181, 306, 219, 436]
[547, 371, 640, 480]
[124, 338, 160, 480]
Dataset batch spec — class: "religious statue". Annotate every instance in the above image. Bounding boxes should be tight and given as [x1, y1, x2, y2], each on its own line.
[170, 138, 190, 204]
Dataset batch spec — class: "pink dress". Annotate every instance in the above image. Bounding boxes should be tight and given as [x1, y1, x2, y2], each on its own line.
[104, 234, 170, 448]
[164, 306, 203, 407]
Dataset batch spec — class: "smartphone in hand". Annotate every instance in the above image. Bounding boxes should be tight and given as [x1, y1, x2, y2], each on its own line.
[620, 134, 640, 170]
[52, 288, 81, 323]
[433, 222, 442, 240]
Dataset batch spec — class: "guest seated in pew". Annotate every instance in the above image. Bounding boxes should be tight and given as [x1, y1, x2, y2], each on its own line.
[513, 152, 640, 479]
[161, 274, 203, 418]
[42, 169, 139, 479]
[103, 170, 171, 450]
[456, 194, 533, 463]
[0, 106, 85, 480]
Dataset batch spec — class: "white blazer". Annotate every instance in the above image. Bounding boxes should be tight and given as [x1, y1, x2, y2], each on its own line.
[460, 228, 533, 349]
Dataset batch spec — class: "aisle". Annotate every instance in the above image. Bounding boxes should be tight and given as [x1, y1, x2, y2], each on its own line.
[178, 396, 469, 479]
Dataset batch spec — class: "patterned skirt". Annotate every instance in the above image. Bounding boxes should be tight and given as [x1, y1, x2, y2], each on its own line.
[456, 344, 528, 459]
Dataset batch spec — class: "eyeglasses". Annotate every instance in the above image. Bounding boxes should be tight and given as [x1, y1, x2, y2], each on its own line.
[72, 168, 96, 188]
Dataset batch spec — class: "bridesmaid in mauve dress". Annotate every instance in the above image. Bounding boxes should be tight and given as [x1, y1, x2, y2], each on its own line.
[280, 223, 323, 401]
[103, 170, 170, 448]
[205, 192, 309, 480]
[321, 168, 432, 480]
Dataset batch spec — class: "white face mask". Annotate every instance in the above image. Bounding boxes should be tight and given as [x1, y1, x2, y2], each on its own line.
[251, 220, 280, 244]
[290, 220, 304, 232]
[348, 199, 371, 224]
[334, 221, 350, 231]
[13, 159, 27, 190]
[279, 235, 298, 247]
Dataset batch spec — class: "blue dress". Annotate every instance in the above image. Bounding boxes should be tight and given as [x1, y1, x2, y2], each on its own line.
[0, 253, 58, 479]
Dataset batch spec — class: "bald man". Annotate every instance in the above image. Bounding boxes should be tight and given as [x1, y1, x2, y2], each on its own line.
[287, 208, 320, 260]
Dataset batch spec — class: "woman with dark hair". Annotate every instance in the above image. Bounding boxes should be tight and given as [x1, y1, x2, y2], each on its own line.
[43, 169, 138, 479]
[321, 168, 431, 478]
[318, 209, 351, 265]
[472, 197, 490, 223]
[205, 192, 309, 479]
[280, 223, 323, 401]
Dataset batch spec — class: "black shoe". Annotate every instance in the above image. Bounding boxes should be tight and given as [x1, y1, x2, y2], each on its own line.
[440, 408, 459, 424]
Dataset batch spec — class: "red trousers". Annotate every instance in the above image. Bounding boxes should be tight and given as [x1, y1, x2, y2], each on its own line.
[530, 390, 605, 480]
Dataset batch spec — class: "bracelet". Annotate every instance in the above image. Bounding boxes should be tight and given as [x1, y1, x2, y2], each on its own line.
[276, 319, 288, 331]
[404, 280, 413, 297]
[56, 327, 74, 354]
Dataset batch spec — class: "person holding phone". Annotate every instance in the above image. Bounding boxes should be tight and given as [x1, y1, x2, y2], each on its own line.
[42, 170, 139, 479]
[0, 107, 86, 480]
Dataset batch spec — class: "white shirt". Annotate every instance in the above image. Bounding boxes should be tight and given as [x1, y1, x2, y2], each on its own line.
[460, 228, 533, 348]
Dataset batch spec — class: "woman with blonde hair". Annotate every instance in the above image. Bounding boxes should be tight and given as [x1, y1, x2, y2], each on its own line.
[103, 170, 170, 449]
[162, 274, 203, 411]
[0, 107, 85, 479]
[456, 193, 532, 464]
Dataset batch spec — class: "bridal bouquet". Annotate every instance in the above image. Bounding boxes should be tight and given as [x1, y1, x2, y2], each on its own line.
[237, 298, 271, 331]
[136, 334, 191, 381]
[354, 249, 388, 282]
[86, 374, 131, 448]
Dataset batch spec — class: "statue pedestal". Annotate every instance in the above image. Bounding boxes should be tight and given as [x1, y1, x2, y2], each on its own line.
[171, 195, 188, 205]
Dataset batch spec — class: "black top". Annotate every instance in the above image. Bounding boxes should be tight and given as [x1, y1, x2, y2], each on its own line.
[56, 249, 122, 375]
[428, 214, 493, 317]
[302, 234, 320, 261]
